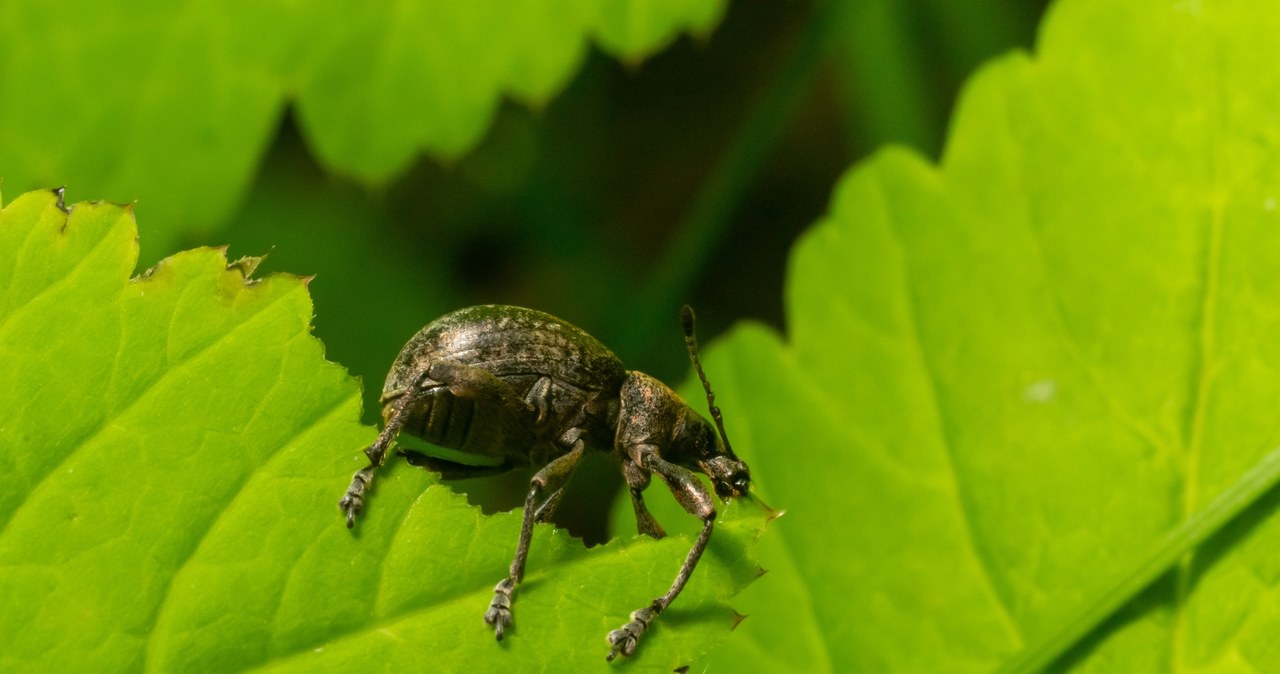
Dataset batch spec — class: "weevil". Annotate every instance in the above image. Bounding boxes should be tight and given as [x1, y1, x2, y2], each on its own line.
[339, 304, 751, 660]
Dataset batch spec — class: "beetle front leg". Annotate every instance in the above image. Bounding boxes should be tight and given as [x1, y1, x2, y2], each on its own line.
[485, 429, 586, 640]
[622, 458, 666, 539]
[607, 450, 716, 660]
[338, 386, 424, 528]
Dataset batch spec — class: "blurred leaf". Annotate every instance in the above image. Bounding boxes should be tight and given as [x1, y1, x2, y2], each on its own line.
[219, 141, 460, 422]
[618, 0, 1280, 671]
[0, 0, 726, 253]
[0, 189, 765, 672]
[829, 0, 942, 154]
[829, 0, 1041, 158]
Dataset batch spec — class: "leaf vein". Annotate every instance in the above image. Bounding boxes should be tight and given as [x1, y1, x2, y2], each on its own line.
[877, 172, 1026, 648]
[0, 208, 120, 337]
[142, 385, 359, 673]
[1172, 142, 1227, 674]
[0, 283, 291, 538]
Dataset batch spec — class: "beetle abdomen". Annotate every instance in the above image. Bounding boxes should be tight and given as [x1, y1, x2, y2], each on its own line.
[402, 387, 474, 450]
[399, 384, 536, 461]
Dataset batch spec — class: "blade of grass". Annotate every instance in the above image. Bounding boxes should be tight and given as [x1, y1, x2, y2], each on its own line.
[996, 443, 1280, 673]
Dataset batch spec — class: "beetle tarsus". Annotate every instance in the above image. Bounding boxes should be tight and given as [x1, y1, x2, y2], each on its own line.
[339, 465, 375, 528]
[606, 604, 658, 660]
[485, 577, 515, 639]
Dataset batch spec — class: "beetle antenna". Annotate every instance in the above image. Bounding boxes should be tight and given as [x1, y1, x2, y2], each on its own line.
[681, 305, 736, 458]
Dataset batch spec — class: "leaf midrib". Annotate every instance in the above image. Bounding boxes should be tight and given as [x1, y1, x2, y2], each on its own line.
[1171, 123, 1229, 674]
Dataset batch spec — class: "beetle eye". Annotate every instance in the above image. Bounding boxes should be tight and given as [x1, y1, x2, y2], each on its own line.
[711, 468, 750, 499]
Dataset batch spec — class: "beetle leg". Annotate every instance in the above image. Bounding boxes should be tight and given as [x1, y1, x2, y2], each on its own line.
[524, 375, 554, 426]
[485, 429, 587, 640]
[622, 458, 666, 539]
[339, 385, 425, 528]
[533, 487, 572, 523]
[607, 450, 716, 661]
[341, 359, 518, 528]
[428, 360, 534, 418]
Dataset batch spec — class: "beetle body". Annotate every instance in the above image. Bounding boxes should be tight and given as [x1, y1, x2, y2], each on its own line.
[380, 305, 624, 469]
[339, 304, 750, 660]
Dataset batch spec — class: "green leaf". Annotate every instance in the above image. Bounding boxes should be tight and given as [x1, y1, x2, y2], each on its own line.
[629, 0, 1280, 671]
[0, 0, 726, 252]
[0, 189, 765, 672]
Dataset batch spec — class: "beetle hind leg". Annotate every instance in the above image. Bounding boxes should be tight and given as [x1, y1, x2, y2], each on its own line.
[485, 429, 587, 640]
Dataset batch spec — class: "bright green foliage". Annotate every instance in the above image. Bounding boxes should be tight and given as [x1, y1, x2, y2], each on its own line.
[0, 189, 764, 672]
[637, 0, 1280, 671]
[0, 0, 725, 251]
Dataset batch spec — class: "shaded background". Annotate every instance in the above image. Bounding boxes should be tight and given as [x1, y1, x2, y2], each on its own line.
[2, 0, 1049, 543]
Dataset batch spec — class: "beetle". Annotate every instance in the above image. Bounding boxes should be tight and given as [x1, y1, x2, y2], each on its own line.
[338, 304, 751, 660]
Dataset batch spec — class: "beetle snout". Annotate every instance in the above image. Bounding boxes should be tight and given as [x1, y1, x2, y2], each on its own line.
[713, 478, 742, 499]
[703, 456, 751, 500]
[716, 469, 751, 499]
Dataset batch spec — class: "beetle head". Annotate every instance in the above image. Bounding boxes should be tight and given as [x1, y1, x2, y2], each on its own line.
[681, 305, 751, 500]
[669, 411, 750, 499]
[703, 452, 751, 500]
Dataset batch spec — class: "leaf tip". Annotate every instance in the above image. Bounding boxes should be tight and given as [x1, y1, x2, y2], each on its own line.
[226, 251, 269, 283]
[742, 492, 784, 524]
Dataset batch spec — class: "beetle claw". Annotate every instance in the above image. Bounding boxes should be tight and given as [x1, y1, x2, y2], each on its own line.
[338, 493, 361, 528]
[485, 578, 515, 640]
[339, 465, 374, 528]
[606, 605, 656, 660]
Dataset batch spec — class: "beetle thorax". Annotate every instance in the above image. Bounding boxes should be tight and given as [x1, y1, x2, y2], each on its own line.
[614, 372, 751, 500]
